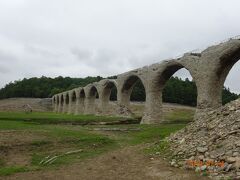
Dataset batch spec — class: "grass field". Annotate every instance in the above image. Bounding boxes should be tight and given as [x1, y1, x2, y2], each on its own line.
[0, 108, 194, 176]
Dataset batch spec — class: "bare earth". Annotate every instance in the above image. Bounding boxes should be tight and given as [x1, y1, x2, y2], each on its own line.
[0, 98, 52, 112]
[3, 145, 208, 180]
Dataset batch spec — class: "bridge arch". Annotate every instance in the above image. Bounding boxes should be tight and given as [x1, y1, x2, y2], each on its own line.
[84, 84, 99, 114]
[119, 74, 146, 107]
[62, 93, 69, 113]
[212, 41, 240, 106]
[78, 88, 86, 114]
[142, 60, 198, 124]
[59, 93, 64, 113]
[98, 79, 118, 114]
[193, 39, 240, 113]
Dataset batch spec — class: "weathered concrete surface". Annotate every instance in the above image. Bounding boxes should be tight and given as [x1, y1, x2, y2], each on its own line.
[52, 38, 240, 124]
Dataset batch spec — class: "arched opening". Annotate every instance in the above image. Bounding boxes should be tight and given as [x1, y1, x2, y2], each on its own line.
[60, 94, 64, 113]
[163, 68, 197, 106]
[56, 96, 59, 112]
[71, 91, 77, 114]
[102, 81, 118, 114]
[72, 91, 76, 102]
[223, 60, 240, 105]
[85, 86, 99, 114]
[121, 75, 146, 118]
[56, 96, 59, 105]
[158, 64, 197, 124]
[80, 89, 85, 98]
[53, 96, 57, 112]
[60, 94, 64, 105]
[64, 93, 70, 113]
[79, 89, 86, 114]
[89, 86, 99, 98]
[218, 49, 240, 105]
[66, 93, 69, 105]
[202, 45, 240, 108]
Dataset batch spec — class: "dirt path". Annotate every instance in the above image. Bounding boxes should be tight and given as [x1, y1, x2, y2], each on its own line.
[4, 145, 208, 180]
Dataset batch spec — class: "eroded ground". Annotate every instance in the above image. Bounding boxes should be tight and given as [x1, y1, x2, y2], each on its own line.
[0, 102, 207, 180]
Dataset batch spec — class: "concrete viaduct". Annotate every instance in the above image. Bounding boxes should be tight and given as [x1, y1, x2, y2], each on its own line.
[52, 37, 240, 124]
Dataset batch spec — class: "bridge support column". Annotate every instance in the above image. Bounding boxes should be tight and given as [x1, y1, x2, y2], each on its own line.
[53, 98, 58, 112]
[54, 103, 58, 112]
[84, 96, 96, 114]
[195, 77, 223, 119]
[79, 97, 85, 114]
[75, 93, 80, 115]
[68, 94, 73, 114]
[141, 89, 163, 124]
[62, 94, 67, 113]
[58, 97, 62, 113]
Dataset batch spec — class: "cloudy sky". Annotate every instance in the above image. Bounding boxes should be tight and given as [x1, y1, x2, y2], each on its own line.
[0, 0, 240, 92]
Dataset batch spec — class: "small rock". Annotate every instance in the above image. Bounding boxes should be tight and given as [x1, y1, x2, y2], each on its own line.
[235, 141, 240, 147]
[177, 151, 184, 155]
[225, 150, 233, 156]
[229, 106, 236, 111]
[179, 138, 185, 144]
[204, 152, 210, 157]
[226, 157, 236, 163]
[171, 161, 176, 166]
[198, 155, 204, 160]
[197, 147, 208, 153]
[233, 152, 239, 157]
[225, 164, 232, 172]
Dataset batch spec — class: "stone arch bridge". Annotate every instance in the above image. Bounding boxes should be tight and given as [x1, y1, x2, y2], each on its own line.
[52, 37, 240, 124]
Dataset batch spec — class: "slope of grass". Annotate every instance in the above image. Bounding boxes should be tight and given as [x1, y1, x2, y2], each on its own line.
[0, 112, 135, 125]
[163, 109, 195, 123]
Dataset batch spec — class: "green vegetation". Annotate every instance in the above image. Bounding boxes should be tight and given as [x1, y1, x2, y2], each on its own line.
[0, 76, 238, 106]
[0, 112, 135, 125]
[163, 108, 195, 124]
[127, 124, 185, 144]
[0, 76, 102, 98]
[0, 166, 28, 176]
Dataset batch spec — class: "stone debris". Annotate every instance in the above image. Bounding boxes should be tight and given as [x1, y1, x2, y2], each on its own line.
[167, 98, 240, 179]
[117, 104, 134, 116]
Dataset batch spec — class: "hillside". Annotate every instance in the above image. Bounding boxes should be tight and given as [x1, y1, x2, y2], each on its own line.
[0, 98, 52, 112]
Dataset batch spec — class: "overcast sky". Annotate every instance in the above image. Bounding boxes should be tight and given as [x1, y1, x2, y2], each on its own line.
[0, 0, 240, 92]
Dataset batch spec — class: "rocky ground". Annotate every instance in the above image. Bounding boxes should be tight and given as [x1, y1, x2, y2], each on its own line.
[168, 98, 240, 179]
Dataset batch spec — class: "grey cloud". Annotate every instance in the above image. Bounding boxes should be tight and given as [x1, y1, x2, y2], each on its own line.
[0, 66, 10, 74]
[0, 49, 17, 63]
[71, 48, 93, 60]
[0, 0, 239, 92]
[24, 44, 62, 58]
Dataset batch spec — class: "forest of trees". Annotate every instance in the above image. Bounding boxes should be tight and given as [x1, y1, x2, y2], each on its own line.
[0, 76, 238, 106]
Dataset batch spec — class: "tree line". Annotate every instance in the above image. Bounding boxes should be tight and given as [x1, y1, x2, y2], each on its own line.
[0, 76, 238, 106]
